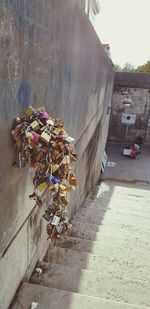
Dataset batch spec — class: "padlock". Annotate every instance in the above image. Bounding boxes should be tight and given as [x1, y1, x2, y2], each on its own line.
[69, 175, 77, 186]
[40, 132, 51, 144]
[52, 150, 62, 160]
[51, 163, 60, 173]
[60, 196, 68, 206]
[66, 144, 74, 153]
[46, 119, 54, 126]
[58, 142, 64, 150]
[32, 132, 40, 144]
[49, 183, 59, 192]
[25, 131, 33, 139]
[59, 190, 67, 197]
[53, 128, 62, 135]
[69, 153, 78, 162]
[62, 155, 70, 165]
[37, 182, 48, 192]
[59, 184, 66, 191]
[55, 135, 64, 141]
[56, 224, 63, 234]
[50, 176, 59, 185]
[54, 119, 64, 127]
[64, 135, 75, 143]
[51, 214, 60, 226]
[24, 105, 35, 117]
[11, 124, 22, 140]
[39, 112, 49, 119]
[30, 120, 40, 131]
[61, 210, 68, 220]
[43, 211, 53, 222]
[15, 138, 23, 151]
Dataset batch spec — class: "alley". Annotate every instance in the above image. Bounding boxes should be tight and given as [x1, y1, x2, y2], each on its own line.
[11, 142, 150, 309]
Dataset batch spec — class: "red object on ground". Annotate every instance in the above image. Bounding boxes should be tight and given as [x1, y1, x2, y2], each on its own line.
[131, 149, 138, 158]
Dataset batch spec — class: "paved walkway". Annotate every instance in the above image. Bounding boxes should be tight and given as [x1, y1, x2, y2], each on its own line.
[102, 142, 150, 183]
[11, 143, 150, 309]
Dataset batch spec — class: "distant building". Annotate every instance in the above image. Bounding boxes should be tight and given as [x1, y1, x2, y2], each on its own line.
[85, 0, 101, 26]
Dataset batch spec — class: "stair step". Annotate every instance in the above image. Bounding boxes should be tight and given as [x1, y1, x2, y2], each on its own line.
[68, 222, 150, 242]
[73, 206, 150, 226]
[56, 234, 150, 255]
[78, 184, 150, 218]
[11, 282, 149, 309]
[30, 263, 150, 307]
[44, 245, 150, 279]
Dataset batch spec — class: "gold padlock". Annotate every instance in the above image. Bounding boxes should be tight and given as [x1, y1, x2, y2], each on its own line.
[25, 131, 33, 139]
[41, 132, 51, 144]
[24, 105, 35, 117]
[52, 150, 62, 160]
[46, 119, 54, 126]
[60, 196, 68, 206]
[69, 175, 77, 186]
[53, 128, 62, 135]
[52, 163, 60, 173]
[30, 120, 39, 131]
[59, 184, 66, 191]
[58, 142, 64, 150]
[55, 119, 64, 127]
[62, 155, 70, 165]
[37, 182, 48, 192]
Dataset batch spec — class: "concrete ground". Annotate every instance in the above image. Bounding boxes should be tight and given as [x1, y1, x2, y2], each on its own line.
[102, 142, 150, 183]
[11, 142, 150, 309]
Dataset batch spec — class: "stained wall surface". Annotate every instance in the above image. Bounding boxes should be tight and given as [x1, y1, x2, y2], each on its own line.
[0, 1, 114, 308]
[109, 88, 150, 144]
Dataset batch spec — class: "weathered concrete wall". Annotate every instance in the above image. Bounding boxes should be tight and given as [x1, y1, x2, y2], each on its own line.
[0, 1, 114, 307]
[109, 87, 150, 143]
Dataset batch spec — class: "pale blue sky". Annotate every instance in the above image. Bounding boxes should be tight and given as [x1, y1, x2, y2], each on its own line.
[95, 0, 150, 67]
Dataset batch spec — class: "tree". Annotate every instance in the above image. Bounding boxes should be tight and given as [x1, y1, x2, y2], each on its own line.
[113, 64, 122, 72]
[134, 60, 150, 73]
[121, 62, 135, 72]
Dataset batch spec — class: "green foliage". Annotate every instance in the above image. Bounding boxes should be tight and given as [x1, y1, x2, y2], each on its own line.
[121, 62, 135, 72]
[113, 64, 122, 72]
[114, 60, 150, 73]
[134, 60, 150, 73]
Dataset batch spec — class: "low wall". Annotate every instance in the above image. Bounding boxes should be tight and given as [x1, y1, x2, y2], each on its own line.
[109, 88, 150, 143]
[0, 1, 114, 308]
[114, 72, 150, 89]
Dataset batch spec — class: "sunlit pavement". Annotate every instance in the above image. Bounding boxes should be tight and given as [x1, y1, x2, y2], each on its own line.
[102, 142, 150, 184]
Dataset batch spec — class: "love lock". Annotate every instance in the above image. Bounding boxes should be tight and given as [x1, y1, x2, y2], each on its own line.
[11, 105, 78, 242]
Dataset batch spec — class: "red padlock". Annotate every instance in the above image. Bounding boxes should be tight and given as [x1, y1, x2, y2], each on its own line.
[32, 132, 40, 144]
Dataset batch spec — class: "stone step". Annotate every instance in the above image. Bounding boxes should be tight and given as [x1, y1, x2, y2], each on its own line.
[44, 245, 150, 279]
[11, 282, 149, 309]
[56, 234, 150, 255]
[68, 221, 150, 242]
[30, 263, 150, 307]
[73, 204, 150, 226]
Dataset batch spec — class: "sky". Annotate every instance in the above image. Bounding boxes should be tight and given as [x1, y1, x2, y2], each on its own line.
[95, 0, 150, 67]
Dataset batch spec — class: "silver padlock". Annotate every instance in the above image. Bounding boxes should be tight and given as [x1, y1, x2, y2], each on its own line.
[56, 224, 63, 233]
[51, 215, 60, 226]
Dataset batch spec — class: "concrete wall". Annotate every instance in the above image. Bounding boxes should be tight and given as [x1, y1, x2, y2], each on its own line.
[0, 1, 114, 308]
[109, 87, 150, 143]
[115, 72, 150, 89]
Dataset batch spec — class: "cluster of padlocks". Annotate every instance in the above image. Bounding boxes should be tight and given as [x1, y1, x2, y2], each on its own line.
[11, 105, 78, 242]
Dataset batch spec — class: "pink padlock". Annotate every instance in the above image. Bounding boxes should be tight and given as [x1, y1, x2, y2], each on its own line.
[32, 132, 40, 144]
[39, 112, 49, 119]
